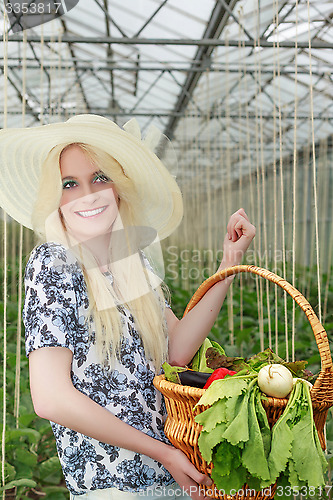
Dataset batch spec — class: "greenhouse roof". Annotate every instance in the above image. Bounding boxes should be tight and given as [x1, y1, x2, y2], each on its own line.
[0, 0, 332, 185]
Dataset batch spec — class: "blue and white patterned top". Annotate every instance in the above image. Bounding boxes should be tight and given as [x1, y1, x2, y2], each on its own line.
[22, 242, 173, 496]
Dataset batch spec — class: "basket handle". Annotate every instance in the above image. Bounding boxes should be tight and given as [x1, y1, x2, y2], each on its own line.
[183, 264, 332, 372]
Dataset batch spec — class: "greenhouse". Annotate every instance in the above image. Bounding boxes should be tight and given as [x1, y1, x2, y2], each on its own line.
[0, 0, 333, 498]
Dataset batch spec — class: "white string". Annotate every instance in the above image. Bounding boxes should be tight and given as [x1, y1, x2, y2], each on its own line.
[256, 29, 272, 350]
[253, 36, 265, 352]
[307, 0, 322, 324]
[13, 30, 27, 428]
[1, 9, 8, 498]
[205, 71, 213, 277]
[40, 24, 44, 124]
[275, 12, 289, 362]
[291, 0, 299, 362]
[272, 0, 279, 355]
[237, 13, 244, 353]
[241, 24, 261, 350]
[222, 31, 234, 346]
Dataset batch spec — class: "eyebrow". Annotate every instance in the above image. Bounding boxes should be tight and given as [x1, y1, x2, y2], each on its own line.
[61, 170, 104, 181]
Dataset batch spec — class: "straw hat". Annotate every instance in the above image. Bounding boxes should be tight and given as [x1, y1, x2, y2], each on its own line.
[0, 114, 183, 239]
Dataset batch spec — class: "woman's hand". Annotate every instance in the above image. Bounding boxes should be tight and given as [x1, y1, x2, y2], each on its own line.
[219, 208, 255, 270]
[161, 446, 213, 499]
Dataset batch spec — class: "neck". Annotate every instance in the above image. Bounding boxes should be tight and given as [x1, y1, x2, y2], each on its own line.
[82, 233, 112, 271]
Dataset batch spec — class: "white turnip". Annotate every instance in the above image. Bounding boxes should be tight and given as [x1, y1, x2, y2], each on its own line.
[258, 363, 294, 398]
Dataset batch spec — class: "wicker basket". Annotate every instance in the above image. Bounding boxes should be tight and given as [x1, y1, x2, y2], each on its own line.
[154, 265, 333, 500]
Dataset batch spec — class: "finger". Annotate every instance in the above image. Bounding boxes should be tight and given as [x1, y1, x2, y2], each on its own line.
[231, 227, 238, 242]
[235, 227, 243, 239]
[202, 475, 213, 487]
[227, 217, 238, 238]
[235, 218, 256, 238]
[187, 467, 213, 487]
[236, 207, 249, 221]
[233, 221, 245, 240]
[227, 211, 239, 234]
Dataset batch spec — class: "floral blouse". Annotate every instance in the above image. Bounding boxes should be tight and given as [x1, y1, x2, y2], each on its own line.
[22, 242, 173, 496]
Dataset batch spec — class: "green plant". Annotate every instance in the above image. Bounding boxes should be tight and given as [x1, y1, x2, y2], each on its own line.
[0, 258, 332, 497]
[0, 299, 68, 499]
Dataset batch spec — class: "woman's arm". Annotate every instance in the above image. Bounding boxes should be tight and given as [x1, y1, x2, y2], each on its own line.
[167, 208, 255, 366]
[29, 346, 212, 499]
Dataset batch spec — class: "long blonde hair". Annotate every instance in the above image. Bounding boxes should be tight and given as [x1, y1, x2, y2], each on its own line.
[31, 143, 169, 371]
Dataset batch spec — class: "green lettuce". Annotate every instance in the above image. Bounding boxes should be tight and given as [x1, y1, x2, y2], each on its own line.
[194, 375, 327, 493]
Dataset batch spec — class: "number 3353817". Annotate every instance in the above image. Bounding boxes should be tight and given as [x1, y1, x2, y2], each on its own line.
[5, 2, 62, 15]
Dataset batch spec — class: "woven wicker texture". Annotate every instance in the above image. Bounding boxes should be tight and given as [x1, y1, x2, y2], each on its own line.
[154, 265, 333, 499]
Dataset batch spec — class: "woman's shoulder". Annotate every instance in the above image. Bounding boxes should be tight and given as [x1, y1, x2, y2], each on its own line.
[25, 242, 82, 281]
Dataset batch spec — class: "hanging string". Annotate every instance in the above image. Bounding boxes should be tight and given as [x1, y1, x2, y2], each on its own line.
[14, 225, 23, 427]
[237, 12, 245, 354]
[13, 29, 28, 428]
[255, 26, 272, 350]
[272, 0, 279, 354]
[223, 31, 235, 347]
[57, 27, 63, 117]
[50, 21, 55, 118]
[274, 9, 289, 362]
[193, 97, 203, 290]
[306, 143, 316, 298]
[10, 220, 16, 298]
[1, 221, 8, 500]
[253, 36, 265, 352]
[286, 159, 293, 273]
[211, 54, 219, 280]
[21, 29, 27, 123]
[307, 0, 322, 324]
[216, 58, 228, 291]
[205, 71, 213, 279]
[183, 110, 190, 292]
[214, 51, 227, 252]
[291, 0, 299, 362]
[1, 8, 9, 498]
[40, 23, 44, 124]
[302, 142, 310, 295]
[241, 26, 261, 352]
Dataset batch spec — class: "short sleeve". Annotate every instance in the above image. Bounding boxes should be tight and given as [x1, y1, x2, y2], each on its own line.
[22, 243, 86, 357]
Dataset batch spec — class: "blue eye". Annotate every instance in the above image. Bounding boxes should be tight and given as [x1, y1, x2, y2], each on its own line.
[94, 172, 112, 183]
[62, 180, 77, 189]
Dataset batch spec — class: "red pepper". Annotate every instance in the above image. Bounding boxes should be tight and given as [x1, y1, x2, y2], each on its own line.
[203, 367, 237, 389]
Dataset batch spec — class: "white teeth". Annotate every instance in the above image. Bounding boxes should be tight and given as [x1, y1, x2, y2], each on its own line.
[77, 206, 107, 218]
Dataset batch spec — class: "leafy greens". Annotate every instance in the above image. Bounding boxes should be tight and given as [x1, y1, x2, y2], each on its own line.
[194, 375, 327, 494]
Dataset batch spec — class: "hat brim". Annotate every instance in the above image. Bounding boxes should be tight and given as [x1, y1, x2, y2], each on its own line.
[0, 114, 183, 240]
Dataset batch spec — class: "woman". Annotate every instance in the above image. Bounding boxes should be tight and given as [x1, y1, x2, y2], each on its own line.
[0, 115, 255, 499]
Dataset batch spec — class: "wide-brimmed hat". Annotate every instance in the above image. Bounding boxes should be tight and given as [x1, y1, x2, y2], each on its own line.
[0, 114, 183, 239]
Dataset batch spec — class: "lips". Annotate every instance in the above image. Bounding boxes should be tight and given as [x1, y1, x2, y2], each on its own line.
[75, 206, 108, 218]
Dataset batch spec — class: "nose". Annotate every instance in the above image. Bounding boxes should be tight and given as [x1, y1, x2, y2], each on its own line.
[80, 183, 99, 203]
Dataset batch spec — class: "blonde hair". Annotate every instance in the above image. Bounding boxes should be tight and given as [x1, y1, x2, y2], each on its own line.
[31, 143, 169, 371]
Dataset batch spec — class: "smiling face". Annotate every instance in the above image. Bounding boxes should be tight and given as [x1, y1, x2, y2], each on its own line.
[59, 145, 120, 244]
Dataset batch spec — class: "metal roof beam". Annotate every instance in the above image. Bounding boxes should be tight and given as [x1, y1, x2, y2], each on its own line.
[3, 109, 332, 121]
[7, 36, 333, 49]
[3, 63, 330, 78]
